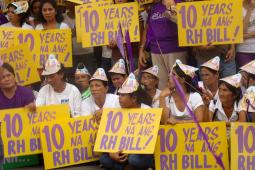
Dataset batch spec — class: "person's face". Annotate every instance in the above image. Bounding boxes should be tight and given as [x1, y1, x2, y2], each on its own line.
[219, 83, 235, 104]
[0, 68, 16, 89]
[119, 93, 136, 108]
[42, 2, 56, 22]
[200, 67, 218, 87]
[251, 0, 255, 5]
[111, 74, 126, 89]
[33, 1, 41, 16]
[168, 70, 183, 89]
[90, 80, 108, 99]
[141, 72, 158, 90]
[45, 72, 63, 87]
[75, 73, 90, 91]
[7, 6, 20, 24]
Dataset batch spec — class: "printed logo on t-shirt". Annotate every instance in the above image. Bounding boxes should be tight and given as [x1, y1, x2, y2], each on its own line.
[151, 12, 165, 20]
[61, 99, 69, 104]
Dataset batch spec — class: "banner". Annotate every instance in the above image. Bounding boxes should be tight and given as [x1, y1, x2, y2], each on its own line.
[75, 1, 113, 43]
[0, 44, 40, 86]
[0, 28, 72, 67]
[81, 2, 140, 47]
[177, 0, 243, 46]
[40, 116, 99, 170]
[231, 123, 255, 170]
[0, 105, 70, 157]
[94, 108, 162, 154]
[155, 122, 229, 170]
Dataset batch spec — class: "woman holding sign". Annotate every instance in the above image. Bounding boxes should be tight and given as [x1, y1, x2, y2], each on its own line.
[1, 1, 33, 29]
[36, 54, 82, 117]
[35, 0, 69, 30]
[159, 60, 204, 124]
[100, 73, 154, 170]
[208, 74, 246, 124]
[81, 68, 120, 117]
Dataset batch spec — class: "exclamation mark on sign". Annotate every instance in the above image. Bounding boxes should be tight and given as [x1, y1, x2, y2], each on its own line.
[16, 72, 24, 85]
[26, 68, 31, 81]
[33, 54, 36, 62]
[143, 135, 153, 149]
[232, 26, 240, 42]
[64, 52, 70, 62]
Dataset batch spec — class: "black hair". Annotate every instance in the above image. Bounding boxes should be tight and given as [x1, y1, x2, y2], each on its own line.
[30, 0, 40, 16]
[89, 79, 108, 87]
[2, 63, 15, 77]
[7, 3, 29, 26]
[111, 73, 126, 77]
[129, 86, 152, 106]
[173, 64, 201, 93]
[200, 66, 218, 75]
[218, 81, 242, 103]
[38, 0, 63, 23]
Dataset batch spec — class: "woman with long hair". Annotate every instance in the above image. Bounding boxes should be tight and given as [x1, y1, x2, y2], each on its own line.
[160, 60, 204, 124]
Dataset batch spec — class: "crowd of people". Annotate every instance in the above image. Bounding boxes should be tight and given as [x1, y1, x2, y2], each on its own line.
[0, 0, 255, 169]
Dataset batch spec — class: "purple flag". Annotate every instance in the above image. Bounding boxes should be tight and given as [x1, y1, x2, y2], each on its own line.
[116, 23, 125, 58]
[125, 30, 134, 72]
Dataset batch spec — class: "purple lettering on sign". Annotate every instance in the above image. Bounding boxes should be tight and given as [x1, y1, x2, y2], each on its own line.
[4, 114, 23, 138]
[160, 154, 177, 170]
[105, 111, 122, 133]
[30, 138, 41, 152]
[90, 32, 104, 46]
[53, 150, 70, 166]
[8, 139, 25, 155]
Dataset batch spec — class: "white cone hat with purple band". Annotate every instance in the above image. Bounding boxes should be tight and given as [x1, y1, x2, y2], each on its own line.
[201, 56, 220, 71]
[142, 65, 159, 78]
[42, 54, 61, 76]
[118, 73, 139, 94]
[220, 73, 242, 88]
[173, 59, 198, 78]
[240, 86, 255, 112]
[109, 59, 126, 75]
[11, 1, 29, 14]
[90, 68, 108, 82]
[75, 63, 91, 76]
[240, 59, 255, 75]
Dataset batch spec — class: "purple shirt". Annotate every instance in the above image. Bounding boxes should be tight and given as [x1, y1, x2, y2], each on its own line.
[146, 2, 187, 54]
[0, 86, 35, 109]
[0, 14, 8, 26]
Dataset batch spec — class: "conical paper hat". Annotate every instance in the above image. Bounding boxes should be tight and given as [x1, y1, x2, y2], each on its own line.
[109, 59, 126, 75]
[42, 54, 61, 76]
[200, 56, 220, 71]
[173, 59, 198, 78]
[90, 68, 108, 82]
[220, 73, 242, 88]
[240, 60, 255, 75]
[142, 65, 159, 78]
[118, 73, 139, 94]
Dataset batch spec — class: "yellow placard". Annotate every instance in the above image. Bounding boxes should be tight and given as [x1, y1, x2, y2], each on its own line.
[155, 122, 229, 170]
[176, 0, 243, 46]
[231, 123, 255, 170]
[75, 1, 113, 43]
[40, 116, 99, 170]
[136, 0, 153, 6]
[81, 2, 140, 47]
[0, 28, 72, 68]
[67, 0, 84, 4]
[0, 105, 70, 157]
[35, 29, 72, 67]
[0, 44, 40, 86]
[94, 108, 162, 154]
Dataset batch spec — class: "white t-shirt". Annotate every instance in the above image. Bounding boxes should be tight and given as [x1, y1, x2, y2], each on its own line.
[152, 89, 161, 108]
[36, 83, 82, 117]
[141, 103, 151, 108]
[1, 22, 33, 29]
[81, 93, 120, 116]
[167, 92, 204, 119]
[237, 7, 255, 53]
[35, 22, 70, 30]
[209, 99, 239, 122]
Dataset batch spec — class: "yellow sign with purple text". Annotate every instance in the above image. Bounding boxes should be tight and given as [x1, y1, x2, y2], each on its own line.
[94, 108, 162, 154]
[176, 0, 243, 46]
[81, 2, 140, 47]
[231, 123, 255, 170]
[155, 122, 229, 170]
[0, 105, 70, 157]
[0, 44, 40, 86]
[75, 1, 113, 43]
[40, 116, 99, 169]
